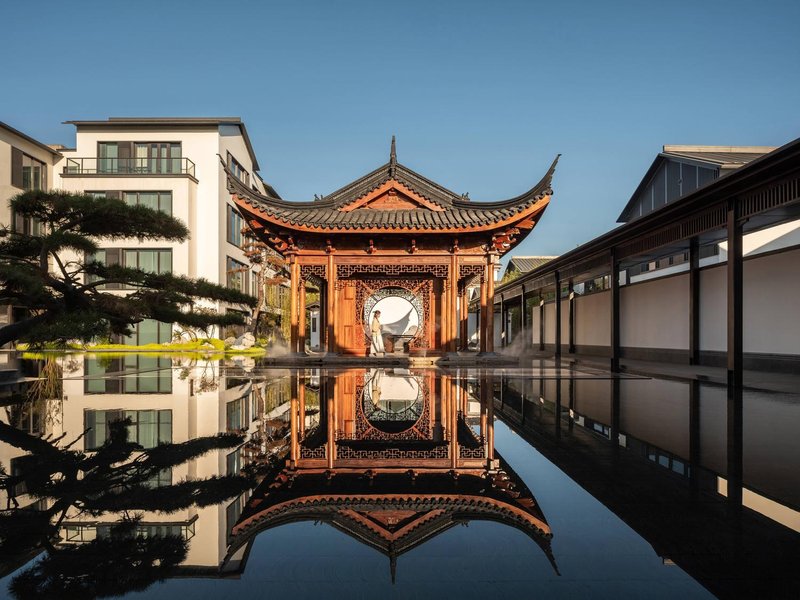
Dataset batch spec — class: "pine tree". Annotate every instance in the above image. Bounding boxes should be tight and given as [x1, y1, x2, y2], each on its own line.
[0, 190, 257, 346]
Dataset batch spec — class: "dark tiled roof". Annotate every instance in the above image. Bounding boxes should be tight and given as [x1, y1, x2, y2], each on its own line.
[617, 145, 778, 223]
[227, 155, 559, 231]
[508, 256, 557, 273]
[662, 150, 770, 168]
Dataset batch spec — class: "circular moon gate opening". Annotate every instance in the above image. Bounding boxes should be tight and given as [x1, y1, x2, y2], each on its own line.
[363, 370, 423, 433]
[363, 287, 423, 353]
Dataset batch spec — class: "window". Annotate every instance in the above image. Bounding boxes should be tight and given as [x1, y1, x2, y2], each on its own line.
[226, 397, 245, 431]
[98, 142, 182, 174]
[226, 447, 242, 475]
[11, 149, 47, 234]
[87, 191, 172, 215]
[227, 205, 244, 247]
[123, 319, 172, 346]
[226, 256, 248, 293]
[85, 355, 172, 394]
[11, 148, 47, 191]
[88, 248, 172, 289]
[123, 191, 173, 215]
[84, 409, 172, 450]
[227, 152, 249, 185]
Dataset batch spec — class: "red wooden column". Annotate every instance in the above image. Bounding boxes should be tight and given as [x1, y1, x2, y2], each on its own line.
[326, 253, 336, 353]
[485, 255, 496, 353]
[326, 378, 335, 469]
[479, 272, 488, 353]
[448, 253, 458, 352]
[289, 373, 299, 466]
[447, 376, 458, 468]
[289, 256, 299, 354]
[298, 274, 307, 354]
[296, 379, 305, 444]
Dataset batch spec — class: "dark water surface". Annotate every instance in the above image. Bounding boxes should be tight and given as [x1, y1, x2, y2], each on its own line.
[0, 356, 798, 599]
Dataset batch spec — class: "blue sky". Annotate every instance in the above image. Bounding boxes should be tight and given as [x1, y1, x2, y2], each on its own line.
[3, 0, 799, 259]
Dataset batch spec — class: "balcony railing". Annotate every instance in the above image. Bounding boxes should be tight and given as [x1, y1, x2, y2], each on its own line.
[63, 157, 196, 177]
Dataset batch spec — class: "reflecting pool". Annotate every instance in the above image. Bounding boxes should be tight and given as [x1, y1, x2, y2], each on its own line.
[0, 355, 798, 599]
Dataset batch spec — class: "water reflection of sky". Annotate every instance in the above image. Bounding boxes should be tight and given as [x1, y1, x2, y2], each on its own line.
[2, 358, 799, 599]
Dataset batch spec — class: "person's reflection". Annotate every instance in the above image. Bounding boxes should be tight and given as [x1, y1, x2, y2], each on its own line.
[370, 368, 384, 408]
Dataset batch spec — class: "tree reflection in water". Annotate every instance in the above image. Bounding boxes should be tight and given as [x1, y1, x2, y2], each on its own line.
[0, 413, 254, 599]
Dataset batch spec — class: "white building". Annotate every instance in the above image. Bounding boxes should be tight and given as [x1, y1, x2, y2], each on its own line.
[0, 121, 63, 337]
[1, 117, 285, 343]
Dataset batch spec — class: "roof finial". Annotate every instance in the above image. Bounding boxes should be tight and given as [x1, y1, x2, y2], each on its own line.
[389, 135, 397, 177]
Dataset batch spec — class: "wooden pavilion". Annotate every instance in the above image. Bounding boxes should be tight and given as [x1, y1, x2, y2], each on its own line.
[226, 139, 558, 356]
[223, 370, 558, 579]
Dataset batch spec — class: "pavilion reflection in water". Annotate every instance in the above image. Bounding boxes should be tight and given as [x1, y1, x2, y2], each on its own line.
[224, 369, 557, 579]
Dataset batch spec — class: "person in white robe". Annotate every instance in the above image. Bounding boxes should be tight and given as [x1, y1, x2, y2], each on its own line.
[370, 311, 385, 356]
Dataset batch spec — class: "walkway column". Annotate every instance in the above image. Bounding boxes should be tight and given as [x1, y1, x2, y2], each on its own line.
[485, 255, 496, 353]
[726, 200, 744, 511]
[520, 284, 527, 350]
[554, 271, 561, 359]
[610, 248, 620, 372]
[689, 379, 700, 498]
[539, 294, 545, 352]
[326, 253, 336, 353]
[568, 279, 575, 354]
[289, 255, 299, 354]
[689, 237, 700, 365]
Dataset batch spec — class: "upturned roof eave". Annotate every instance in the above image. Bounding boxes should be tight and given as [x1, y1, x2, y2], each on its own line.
[224, 153, 559, 215]
[233, 193, 550, 235]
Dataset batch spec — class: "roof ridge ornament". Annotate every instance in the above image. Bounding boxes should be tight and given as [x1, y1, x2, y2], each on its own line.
[389, 135, 397, 178]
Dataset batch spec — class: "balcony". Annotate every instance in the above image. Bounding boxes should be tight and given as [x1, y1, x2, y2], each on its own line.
[63, 157, 196, 178]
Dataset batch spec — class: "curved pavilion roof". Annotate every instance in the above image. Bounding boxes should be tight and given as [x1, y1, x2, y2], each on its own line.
[224, 457, 559, 579]
[226, 140, 559, 235]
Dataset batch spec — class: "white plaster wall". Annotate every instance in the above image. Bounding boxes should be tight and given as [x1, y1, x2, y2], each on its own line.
[620, 379, 690, 459]
[544, 303, 555, 344]
[700, 265, 726, 352]
[467, 311, 479, 346]
[620, 274, 689, 349]
[575, 291, 610, 347]
[743, 248, 800, 355]
[560, 298, 569, 347]
[531, 305, 541, 346]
